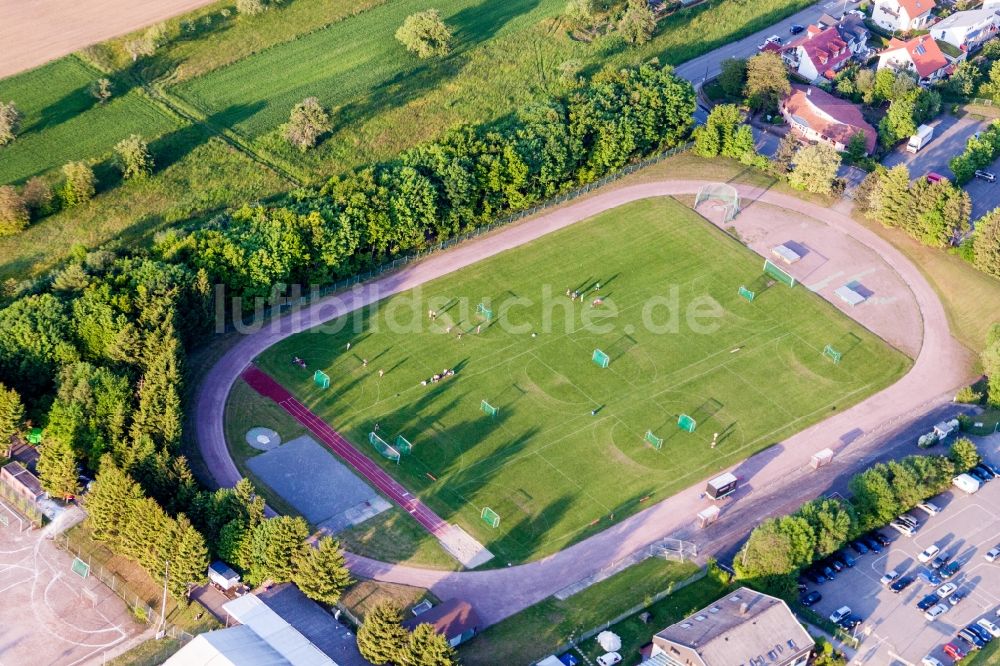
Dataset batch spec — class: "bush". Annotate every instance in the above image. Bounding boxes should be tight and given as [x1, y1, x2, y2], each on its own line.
[955, 385, 983, 404]
[114, 134, 154, 179]
[395, 10, 452, 59]
[0, 186, 29, 236]
[284, 97, 331, 151]
[236, 0, 266, 16]
[61, 162, 96, 207]
[21, 177, 53, 215]
[0, 101, 20, 147]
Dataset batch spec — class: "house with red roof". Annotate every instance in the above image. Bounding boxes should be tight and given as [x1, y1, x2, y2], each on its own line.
[782, 25, 853, 81]
[780, 85, 878, 155]
[872, 0, 936, 32]
[877, 35, 950, 84]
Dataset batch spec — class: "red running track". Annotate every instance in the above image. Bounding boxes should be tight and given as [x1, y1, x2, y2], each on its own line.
[241, 366, 449, 536]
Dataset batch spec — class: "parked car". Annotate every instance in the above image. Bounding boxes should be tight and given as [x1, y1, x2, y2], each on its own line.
[918, 501, 942, 516]
[830, 606, 852, 623]
[937, 583, 958, 598]
[805, 568, 826, 585]
[975, 170, 997, 182]
[943, 643, 965, 661]
[838, 615, 862, 631]
[921, 657, 944, 666]
[927, 172, 944, 184]
[897, 514, 919, 528]
[832, 551, 856, 568]
[957, 628, 984, 650]
[970, 467, 991, 483]
[974, 464, 996, 480]
[790, 24, 805, 34]
[949, 590, 967, 607]
[976, 618, 1000, 638]
[941, 561, 962, 579]
[596, 652, 622, 666]
[925, 603, 949, 621]
[919, 545, 941, 563]
[890, 520, 916, 537]
[968, 623, 993, 643]
[800, 590, 822, 606]
[881, 570, 900, 586]
[824, 557, 844, 573]
[820, 564, 836, 581]
[862, 535, 885, 551]
[869, 531, 892, 547]
[891, 576, 914, 593]
[918, 594, 941, 611]
[932, 555, 948, 570]
[850, 540, 869, 555]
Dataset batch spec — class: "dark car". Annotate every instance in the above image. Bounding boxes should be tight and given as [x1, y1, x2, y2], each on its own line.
[835, 551, 856, 568]
[968, 623, 993, 643]
[919, 569, 942, 586]
[805, 568, 826, 584]
[838, 615, 862, 631]
[790, 24, 805, 34]
[974, 464, 996, 480]
[869, 531, 892, 547]
[918, 594, 940, 611]
[931, 555, 948, 570]
[958, 628, 985, 650]
[850, 540, 869, 556]
[941, 561, 962, 579]
[890, 576, 914, 593]
[949, 590, 967, 606]
[862, 536, 883, 553]
[969, 467, 990, 483]
[800, 590, 822, 606]
[820, 565, 836, 580]
[825, 557, 844, 573]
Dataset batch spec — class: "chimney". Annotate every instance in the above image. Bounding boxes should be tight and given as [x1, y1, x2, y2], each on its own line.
[740, 602, 749, 616]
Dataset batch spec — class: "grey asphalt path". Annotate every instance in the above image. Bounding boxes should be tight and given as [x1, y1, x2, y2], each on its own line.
[673, 0, 862, 84]
[195, 179, 973, 626]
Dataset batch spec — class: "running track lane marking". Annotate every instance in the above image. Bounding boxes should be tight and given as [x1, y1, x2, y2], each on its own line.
[240, 366, 449, 536]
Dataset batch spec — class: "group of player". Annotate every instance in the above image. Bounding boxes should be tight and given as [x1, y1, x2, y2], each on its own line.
[566, 282, 603, 308]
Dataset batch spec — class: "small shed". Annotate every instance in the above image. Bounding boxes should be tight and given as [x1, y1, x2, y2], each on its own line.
[208, 561, 241, 592]
[809, 448, 835, 469]
[403, 598, 480, 647]
[1, 462, 44, 503]
[834, 284, 867, 306]
[697, 505, 720, 528]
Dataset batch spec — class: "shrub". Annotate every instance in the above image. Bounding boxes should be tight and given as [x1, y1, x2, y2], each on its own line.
[237, 0, 266, 15]
[21, 177, 53, 214]
[90, 78, 113, 104]
[114, 134, 154, 179]
[0, 186, 29, 236]
[61, 162, 96, 207]
[0, 102, 20, 147]
[954, 385, 982, 404]
[284, 97, 331, 151]
[395, 10, 452, 58]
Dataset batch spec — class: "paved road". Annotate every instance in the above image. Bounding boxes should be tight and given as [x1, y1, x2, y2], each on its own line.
[673, 0, 862, 84]
[195, 179, 973, 625]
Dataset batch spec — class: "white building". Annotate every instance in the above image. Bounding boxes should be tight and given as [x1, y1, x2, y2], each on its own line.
[930, 8, 1000, 53]
[872, 0, 936, 33]
[878, 34, 951, 83]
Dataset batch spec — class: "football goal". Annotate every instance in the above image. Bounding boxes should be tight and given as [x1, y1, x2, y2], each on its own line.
[592, 349, 610, 368]
[738, 285, 756, 302]
[481, 400, 499, 418]
[678, 414, 697, 433]
[823, 344, 843, 364]
[71, 557, 91, 579]
[313, 370, 330, 389]
[481, 507, 501, 529]
[476, 303, 494, 321]
[695, 183, 741, 222]
[395, 435, 412, 454]
[645, 430, 664, 450]
[763, 259, 796, 288]
[369, 432, 401, 463]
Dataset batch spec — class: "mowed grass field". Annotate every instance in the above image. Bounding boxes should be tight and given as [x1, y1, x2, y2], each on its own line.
[0, 57, 179, 185]
[254, 198, 910, 564]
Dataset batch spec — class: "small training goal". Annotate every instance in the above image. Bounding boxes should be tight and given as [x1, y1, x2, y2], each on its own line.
[694, 183, 741, 222]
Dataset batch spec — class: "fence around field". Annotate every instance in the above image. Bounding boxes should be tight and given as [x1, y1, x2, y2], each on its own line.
[229, 142, 693, 332]
[52, 531, 195, 643]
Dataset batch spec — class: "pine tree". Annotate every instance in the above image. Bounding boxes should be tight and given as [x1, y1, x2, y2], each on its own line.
[293, 536, 353, 605]
[357, 602, 409, 665]
[247, 516, 309, 585]
[218, 518, 252, 569]
[401, 623, 457, 666]
[37, 434, 80, 499]
[867, 164, 912, 229]
[84, 455, 144, 547]
[772, 132, 799, 174]
[234, 477, 266, 527]
[119, 496, 170, 575]
[0, 382, 24, 444]
[130, 318, 182, 451]
[974, 208, 1000, 279]
[168, 514, 210, 599]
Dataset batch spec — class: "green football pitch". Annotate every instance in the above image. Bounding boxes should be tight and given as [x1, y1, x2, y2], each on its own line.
[254, 197, 910, 563]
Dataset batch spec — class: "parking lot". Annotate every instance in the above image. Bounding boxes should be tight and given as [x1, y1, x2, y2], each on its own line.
[805, 439, 1000, 665]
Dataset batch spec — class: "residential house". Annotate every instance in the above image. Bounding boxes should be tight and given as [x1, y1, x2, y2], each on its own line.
[985, 0, 1000, 11]
[930, 8, 1000, 53]
[780, 85, 878, 154]
[782, 25, 853, 81]
[817, 12, 870, 57]
[403, 598, 481, 647]
[872, 0, 936, 33]
[641, 587, 814, 666]
[877, 35, 951, 83]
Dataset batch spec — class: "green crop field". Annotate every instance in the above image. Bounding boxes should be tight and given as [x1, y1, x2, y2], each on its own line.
[0, 57, 179, 185]
[172, 0, 564, 139]
[254, 197, 910, 564]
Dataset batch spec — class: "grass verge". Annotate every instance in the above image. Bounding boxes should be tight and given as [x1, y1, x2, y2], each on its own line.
[107, 638, 181, 666]
[339, 578, 439, 622]
[336, 507, 462, 571]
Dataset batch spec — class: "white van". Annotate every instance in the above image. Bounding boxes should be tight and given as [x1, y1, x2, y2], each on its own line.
[953, 473, 981, 494]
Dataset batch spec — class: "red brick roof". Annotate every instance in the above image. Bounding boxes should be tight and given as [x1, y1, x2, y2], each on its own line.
[883, 35, 948, 78]
[782, 85, 877, 153]
[786, 25, 851, 76]
[896, 0, 935, 19]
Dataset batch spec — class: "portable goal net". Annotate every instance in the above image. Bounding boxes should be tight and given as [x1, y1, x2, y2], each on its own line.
[695, 183, 741, 222]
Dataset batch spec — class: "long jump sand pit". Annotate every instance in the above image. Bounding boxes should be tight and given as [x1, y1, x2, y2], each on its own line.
[0, 509, 140, 665]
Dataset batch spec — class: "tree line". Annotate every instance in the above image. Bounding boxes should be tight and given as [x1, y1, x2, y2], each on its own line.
[155, 63, 696, 303]
[734, 441, 981, 592]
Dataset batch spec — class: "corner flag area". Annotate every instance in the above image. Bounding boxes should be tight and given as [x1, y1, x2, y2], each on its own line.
[253, 197, 909, 564]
